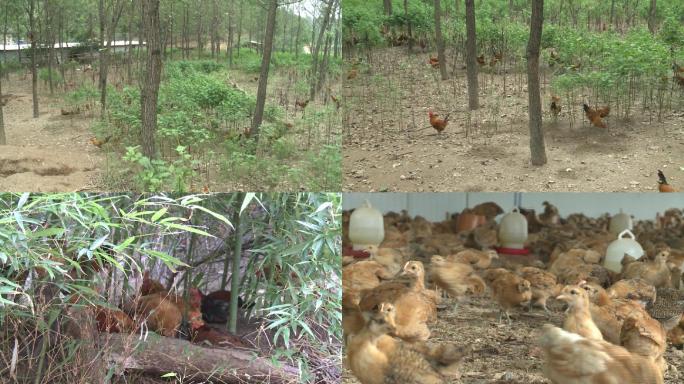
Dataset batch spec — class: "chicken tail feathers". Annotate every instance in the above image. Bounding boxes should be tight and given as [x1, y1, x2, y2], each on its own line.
[657, 170, 668, 185]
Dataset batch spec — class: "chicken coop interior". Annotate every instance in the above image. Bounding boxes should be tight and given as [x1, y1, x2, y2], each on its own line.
[342, 192, 684, 384]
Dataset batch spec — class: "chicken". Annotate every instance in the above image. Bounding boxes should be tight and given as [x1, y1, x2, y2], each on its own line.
[666, 315, 684, 347]
[347, 302, 465, 384]
[90, 135, 112, 148]
[95, 306, 134, 333]
[607, 278, 657, 307]
[550, 95, 561, 118]
[447, 249, 498, 269]
[476, 54, 485, 66]
[470, 202, 504, 220]
[428, 110, 450, 134]
[141, 271, 166, 296]
[539, 201, 561, 226]
[358, 271, 435, 342]
[191, 324, 248, 348]
[295, 99, 309, 111]
[347, 68, 358, 80]
[557, 285, 603, 340]
[489, 271, 532, 322]
[199, 289, 248, 323]
[428, 55, 439, 68]
[673, 63, 684, 87]
[539, 324, 663, 384]
[342, 260, 401, 310]
[430, 256, 485, 309]
[518, 266, 559, 313]
[583, 103, 608, 128]
[619, 314, 667, 375]
[330, 94, 341, 109]
[134, 293, 183, 337]
[621, 251, 671, 289]
[657, 170, 675, 192]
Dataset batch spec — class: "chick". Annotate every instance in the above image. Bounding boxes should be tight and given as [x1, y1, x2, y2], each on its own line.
[556, 285, 603, 340]
[447, 248, 498, 269]
[539, 324, 664, 384]
[607, 278, 657, 307]
[621, 251, 672, 289]
[343, 260, 396, 309]
[430, 256, 486, 310]
[518, 266, 560, 313]
[347, 303, 464, 384]
[620, 314, 667, 375]
[489, 271, 532, 323]
[358, 266, 436, 342]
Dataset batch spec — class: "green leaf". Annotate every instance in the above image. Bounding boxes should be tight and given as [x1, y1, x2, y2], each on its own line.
[165, 223, 213, 237]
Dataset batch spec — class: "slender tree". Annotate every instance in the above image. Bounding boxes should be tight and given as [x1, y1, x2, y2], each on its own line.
[647, 0, 657, 34]
[434, 0, 447, 80]
[140, 0, 162, 159]
[250, 0, 278, 139]
[527, 0, 547, 166]
[0, 69, 5, 145]
[465, 0, 478, 110]
[309, 0, 334, 100]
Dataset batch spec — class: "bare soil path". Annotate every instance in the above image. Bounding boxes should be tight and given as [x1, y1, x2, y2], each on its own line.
[343, 47, 684, 192]
[1, 76, 103, 192]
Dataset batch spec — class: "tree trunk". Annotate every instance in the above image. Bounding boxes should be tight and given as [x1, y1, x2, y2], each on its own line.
[236, 0, 243, 57]
[29, 0, 39, 118]
[309, 0, 334, 101]
[405, 0, 412, 51]
[127, 1, 133, 84]
[99, 333, 299, 383]
[140, 0, 162, 159]
[610, 0, 615, 28]
[383, 0, 392, 15]
[647, 0, 657, 34]
[295, 9, 301, 58]
[0, 72, 5, 145]
[527, 0, 547, 166]
[464, 0, 478, 110]
[250, 0, 277, 139]
[46, 0, 54, 95]
[229, 195, 244, 334]
[434, 0, 447, 80]
[99, 0, 124, 116]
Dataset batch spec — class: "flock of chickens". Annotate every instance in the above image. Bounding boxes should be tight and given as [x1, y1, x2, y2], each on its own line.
[89, 271, 248, 349]
[342, 202, 684, 383]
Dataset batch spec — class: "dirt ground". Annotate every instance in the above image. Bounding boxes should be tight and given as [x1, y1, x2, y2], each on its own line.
[342, 294, 684, 384]
[342, 47, 684, 192]
[0, 76, 104, 192]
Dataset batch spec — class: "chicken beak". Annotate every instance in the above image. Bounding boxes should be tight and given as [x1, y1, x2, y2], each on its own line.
[556, 294, 567, 301]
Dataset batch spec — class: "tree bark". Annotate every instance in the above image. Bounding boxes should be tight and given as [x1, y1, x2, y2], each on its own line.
[229, 195, 244, 334]
[434, 0, 447, 80]
[527, 0, 547, 166]
[0, 72, 5, 145]
[99, 0, 125, 115]
[464, 0, 478, 110]
[383, 0, 392, 15]
[100, 333, 299, 383]
[28, 0, 39, 118]
[140, 0, 162, 159]
[309, 0, 334, 100]
[647, 0, 657, 34]
[250, 0, 278, 139]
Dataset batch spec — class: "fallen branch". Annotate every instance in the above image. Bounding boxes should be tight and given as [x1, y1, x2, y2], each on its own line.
[100, 333, 299, 383]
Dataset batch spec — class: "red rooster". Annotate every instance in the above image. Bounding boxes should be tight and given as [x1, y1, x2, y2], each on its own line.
[428, 109, 450, 134]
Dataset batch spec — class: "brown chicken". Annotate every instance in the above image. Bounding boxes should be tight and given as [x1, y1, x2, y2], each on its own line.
[447, 249, 498, 269]
[357, 262, 437, 342]
[428, 55, 440, 68]
[539, 324, 663, 384]
[476, 54, 485, 66]
[347, 302, 465, 384]
[347, 68, 358, 80]
[550, 95, 562, 118]
[607, 278, 657, 307]
[90, 135, 112, 148]
[621, 251, 671, 289]
[557, 285, 603, 340]
[343, 260, 396, 309]
[657, 170, 676, 192]
[470, 202, 504, 220]
[428, 110, 450, 134]
[141, 271, 166, 296]
[330, 94, 341, 110]
[134, 293, 183, 337]
[430, 256, 485, 308]
[489, 271, 532, 323]
[518, 266, 559, 313]
[539, 201, 561, 226]
[95, 306, 135, 333]
[583, 103, 608, 128]
[295, 99, 309, 112]
[619, 314, 667, 375]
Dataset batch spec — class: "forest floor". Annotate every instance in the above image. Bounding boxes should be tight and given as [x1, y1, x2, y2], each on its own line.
[0, 76, 103, 192]
[342, 47, 684, 192]
[342, 295, 684, 384]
